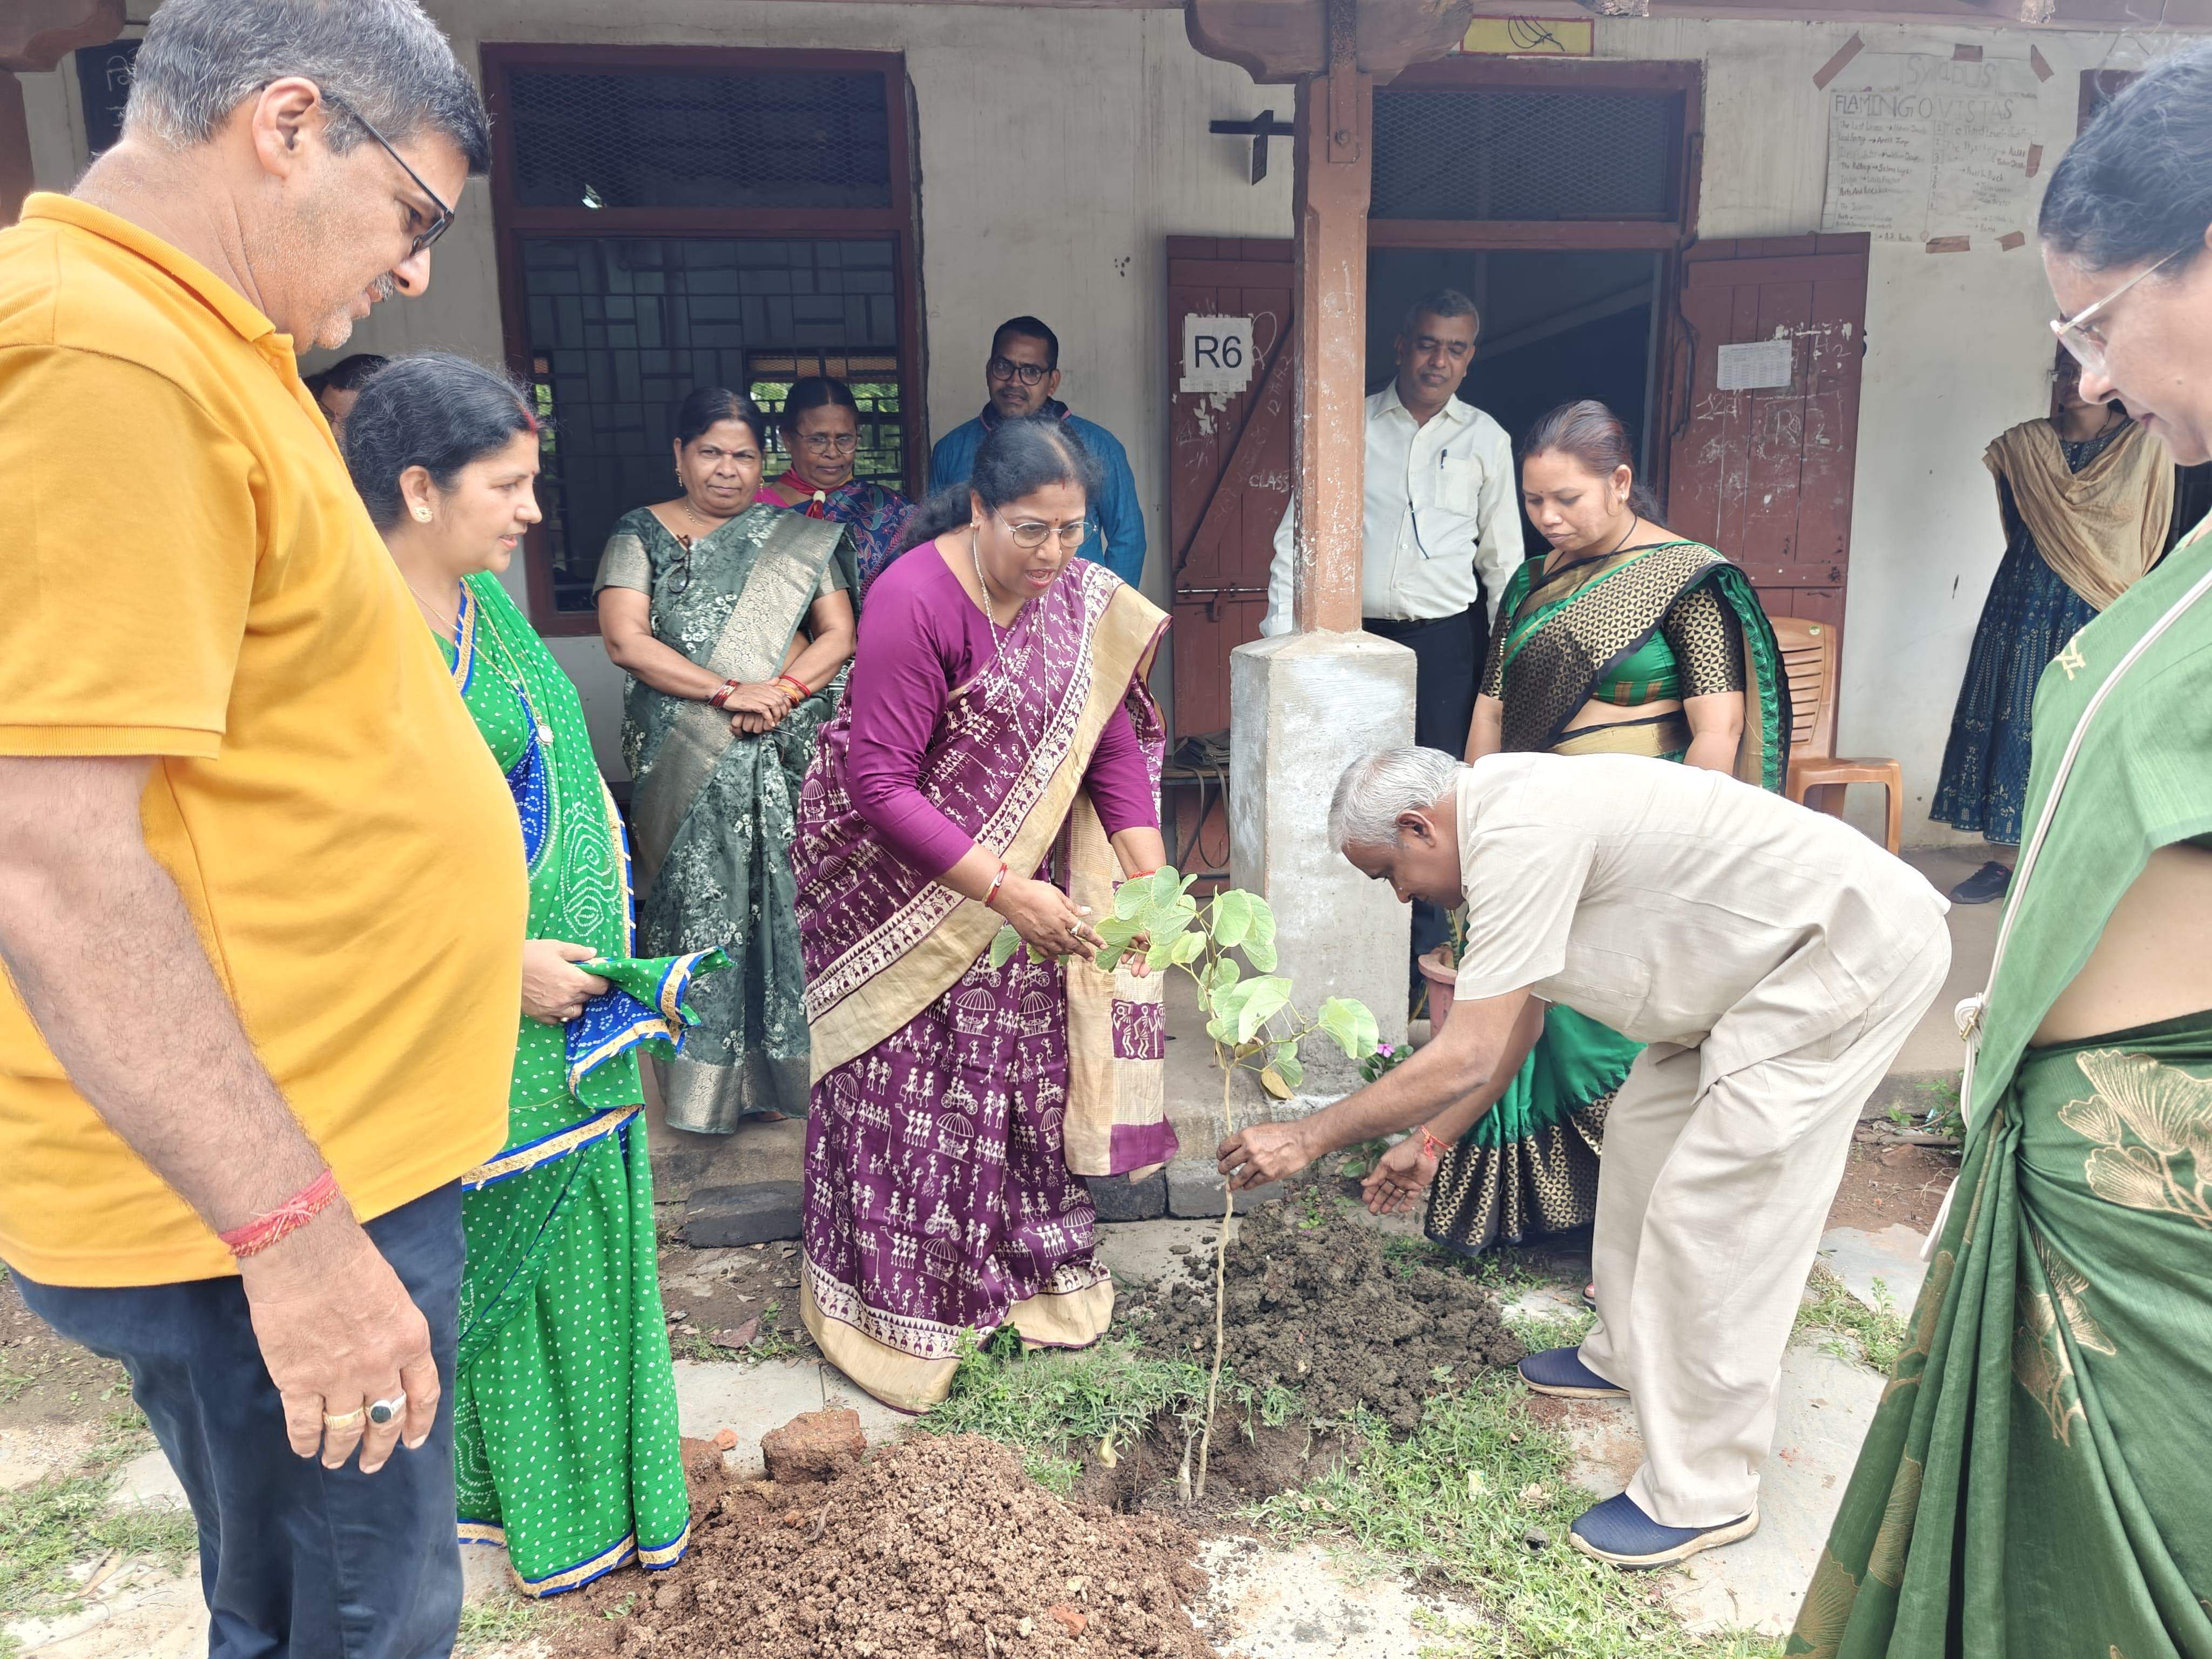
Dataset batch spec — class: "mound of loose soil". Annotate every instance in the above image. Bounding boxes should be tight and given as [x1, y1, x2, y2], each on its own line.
[564, 1434, 1212, 1658]
[1129, 1199, 1523, 1434]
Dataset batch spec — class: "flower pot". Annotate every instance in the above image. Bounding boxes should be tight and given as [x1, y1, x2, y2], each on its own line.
[1417, 947, 1458, 1030]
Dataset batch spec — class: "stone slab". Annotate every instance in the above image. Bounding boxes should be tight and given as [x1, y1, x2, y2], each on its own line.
[1167, 1160, 1283, 1218]
[1093, 1216, 1231, 1287]
[1087, 1169, 1168, 1222]
[112, 1447, 188, 1511]
[684, 1181, 804, 1247]
[1818, 1223, 1931, 1312]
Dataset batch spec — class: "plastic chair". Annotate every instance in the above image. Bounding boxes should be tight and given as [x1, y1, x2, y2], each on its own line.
[1772, 616, 1903, 854]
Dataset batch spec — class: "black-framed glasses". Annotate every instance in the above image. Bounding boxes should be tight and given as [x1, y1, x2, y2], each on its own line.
[995, 509, 1092, 551]
[322, 91, 455, 258]
[987, 356, 1052, 387]
[800, 432, 860, 454]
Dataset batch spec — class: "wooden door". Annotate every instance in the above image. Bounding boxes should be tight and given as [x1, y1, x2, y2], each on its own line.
[1663, 234, 1871, 626]
[1165, 237, 1296, 739]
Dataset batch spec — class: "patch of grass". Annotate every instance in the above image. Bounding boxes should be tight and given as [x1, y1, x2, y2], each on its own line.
[1795, 1263, 1907, 1373]
[1252, 1379, 1772, 1659]
[455, 1596, 547, 1653]
[1886, 1078, 1964, 1144]
[921, 1330, 1302, 1492]
[669, 1298, 809, 1368]
[0, 1469, 198, 1621]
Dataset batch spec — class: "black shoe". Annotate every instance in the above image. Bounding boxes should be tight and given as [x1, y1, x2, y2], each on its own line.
[1949, 861, 2012, 905]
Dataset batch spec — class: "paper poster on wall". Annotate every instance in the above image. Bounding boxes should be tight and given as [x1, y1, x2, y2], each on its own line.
[1716, 339, 1795, 392]
[1820, 52, 2041, 244]
[1179, 315, 1256, 396]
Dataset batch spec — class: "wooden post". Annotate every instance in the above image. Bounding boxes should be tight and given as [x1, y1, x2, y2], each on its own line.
[0, 73, 32, 226]
[1289, 4, 1371, 635]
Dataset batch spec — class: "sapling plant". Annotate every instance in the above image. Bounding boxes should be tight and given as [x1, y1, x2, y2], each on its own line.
[993, 866, 1380, 1498]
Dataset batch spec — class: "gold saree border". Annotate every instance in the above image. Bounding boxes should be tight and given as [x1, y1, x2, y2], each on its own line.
[806, 581, 1169, 1084]
[801, 1266, 1116, 1415]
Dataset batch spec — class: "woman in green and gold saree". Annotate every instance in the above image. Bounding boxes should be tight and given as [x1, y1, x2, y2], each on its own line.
[1370, 400, 1789, 1259]
[346, 355, 716, 1597]
[596, 388, 858, 1132]
[1790, 56, 2212, 1656]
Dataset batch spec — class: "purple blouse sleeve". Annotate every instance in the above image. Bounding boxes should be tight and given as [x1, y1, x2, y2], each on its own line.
[1083, 700, 1159, 837]
[844, 574, 976, 880]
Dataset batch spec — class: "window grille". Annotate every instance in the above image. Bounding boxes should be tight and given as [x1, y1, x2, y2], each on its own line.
[521, 238, 900, 613]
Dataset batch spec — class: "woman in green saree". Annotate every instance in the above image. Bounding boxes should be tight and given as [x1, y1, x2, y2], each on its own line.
[345, 355, 718, 1597]
[596, 389, 858, 1132]
[1365, 401, 1789, 1262]
[1790, 53, 2212, 1656]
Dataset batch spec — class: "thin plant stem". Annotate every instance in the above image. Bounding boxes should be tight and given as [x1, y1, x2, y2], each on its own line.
[1196, 1048, 1234, 1500]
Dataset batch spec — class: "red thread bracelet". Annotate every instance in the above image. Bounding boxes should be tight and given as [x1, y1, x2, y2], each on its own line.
[1419, 1127, 1448, 1162]
[218, 1169, 339, 1259]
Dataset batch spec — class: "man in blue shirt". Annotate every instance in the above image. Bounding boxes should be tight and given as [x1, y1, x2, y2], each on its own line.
[928, 315, 1147, 587]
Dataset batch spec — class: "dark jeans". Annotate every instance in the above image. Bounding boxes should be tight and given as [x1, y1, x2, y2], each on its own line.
[1364, 605, 1488, 974]
[12, 1185, 466, 1659]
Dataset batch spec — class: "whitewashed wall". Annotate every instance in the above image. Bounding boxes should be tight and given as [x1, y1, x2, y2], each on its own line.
[16, 5, 2171, 833]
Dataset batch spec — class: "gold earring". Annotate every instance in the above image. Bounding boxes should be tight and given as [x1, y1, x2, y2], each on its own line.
[413, 505, 432, 523]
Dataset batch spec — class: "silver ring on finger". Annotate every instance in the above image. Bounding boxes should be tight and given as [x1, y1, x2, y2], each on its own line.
[367, 1392, 407, 1427]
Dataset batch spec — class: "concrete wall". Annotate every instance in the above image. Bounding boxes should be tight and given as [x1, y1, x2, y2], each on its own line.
[15, 5, 2165, 834]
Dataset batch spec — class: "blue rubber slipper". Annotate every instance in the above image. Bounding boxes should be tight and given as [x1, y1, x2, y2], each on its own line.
[1516, 1347, 1627, 1399]
[1569, 1492, 1759, 1568]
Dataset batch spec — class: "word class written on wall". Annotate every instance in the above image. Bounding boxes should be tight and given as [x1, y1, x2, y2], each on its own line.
[1820, 52, 2042, 248]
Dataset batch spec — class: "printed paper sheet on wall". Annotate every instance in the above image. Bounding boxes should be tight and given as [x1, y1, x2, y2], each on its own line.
[1820, 53, 2041, 245]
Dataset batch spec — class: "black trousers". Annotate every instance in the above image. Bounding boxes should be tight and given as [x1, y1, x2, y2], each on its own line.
[14, 1185, 467, 1659]
[1364, 606, 1488, 974]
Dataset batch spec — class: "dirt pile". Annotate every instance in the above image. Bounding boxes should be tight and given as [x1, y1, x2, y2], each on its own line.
[567, 1433, 1212, 1658]
[1130, 1199, 1523, 1433]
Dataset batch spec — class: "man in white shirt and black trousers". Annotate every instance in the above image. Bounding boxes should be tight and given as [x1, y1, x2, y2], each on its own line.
[1261, 288, 1525, 977]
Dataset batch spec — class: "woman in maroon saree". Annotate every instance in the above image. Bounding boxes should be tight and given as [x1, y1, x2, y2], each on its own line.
[790, 417, 1173, 1412]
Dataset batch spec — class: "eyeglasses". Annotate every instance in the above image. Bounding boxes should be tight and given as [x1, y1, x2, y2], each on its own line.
[800, 432, 860, 454]
[987, 356, 1053, 387]
[2051, 247, 2186, 377]
[322, 91, 456, 258]
[995, 509, 1092, 551]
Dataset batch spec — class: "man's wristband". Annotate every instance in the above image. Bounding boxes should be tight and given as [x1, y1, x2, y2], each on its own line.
[219, 1169, 340, 1259]
[1419, 1127, 1449, 1162]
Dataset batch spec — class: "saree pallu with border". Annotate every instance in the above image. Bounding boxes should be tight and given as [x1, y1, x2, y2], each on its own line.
[600, 505, 855, 1132]
[441, 574, 711, 1598]
[790, 559, 1170, 1413]
[1427, 541, 1792, 1257]
[1790, 521, 2212, 1658]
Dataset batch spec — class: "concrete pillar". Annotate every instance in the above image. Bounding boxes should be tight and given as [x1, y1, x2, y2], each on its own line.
[1229, 629, 1414, 1088]
[1225, 6, 1414, 1091]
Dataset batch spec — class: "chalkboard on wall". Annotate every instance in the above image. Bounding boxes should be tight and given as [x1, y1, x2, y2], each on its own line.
[76, 40, 139, 159]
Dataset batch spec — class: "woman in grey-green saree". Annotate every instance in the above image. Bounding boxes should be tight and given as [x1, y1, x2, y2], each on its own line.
[596, 388, 857, 1132]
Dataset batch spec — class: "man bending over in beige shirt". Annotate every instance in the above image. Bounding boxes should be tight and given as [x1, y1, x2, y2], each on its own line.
[1219, 746, 1950, 1569]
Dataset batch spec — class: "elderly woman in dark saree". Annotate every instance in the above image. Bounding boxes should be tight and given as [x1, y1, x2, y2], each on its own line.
[1790, 51, 2212, 1657]
[596, 387, 857, 1131]
[757, 375, 911, 595]
[1365, 401, 1789, 1266]
[346, 355, 723, 1597]
[791, 416, 1173, 1413]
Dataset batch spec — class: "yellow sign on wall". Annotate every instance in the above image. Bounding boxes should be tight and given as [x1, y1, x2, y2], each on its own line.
[1459, 17, 1597, 56]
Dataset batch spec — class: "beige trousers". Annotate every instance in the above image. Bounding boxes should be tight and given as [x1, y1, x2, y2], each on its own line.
[1577, 928, 1951, 1528]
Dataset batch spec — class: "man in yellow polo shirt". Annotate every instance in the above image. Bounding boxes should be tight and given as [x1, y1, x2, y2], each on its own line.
[0, 4, 523, 1654]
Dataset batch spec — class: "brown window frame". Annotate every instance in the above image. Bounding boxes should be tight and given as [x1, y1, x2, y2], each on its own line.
[480, 43, 926, 635]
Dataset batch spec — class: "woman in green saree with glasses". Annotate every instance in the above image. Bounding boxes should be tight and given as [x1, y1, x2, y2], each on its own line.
[597, 388, 858, 1132]
[1791, 54, 2212, 1656]
[1365, 401, 1789, 1262]
[346, 355, 721, 1597]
